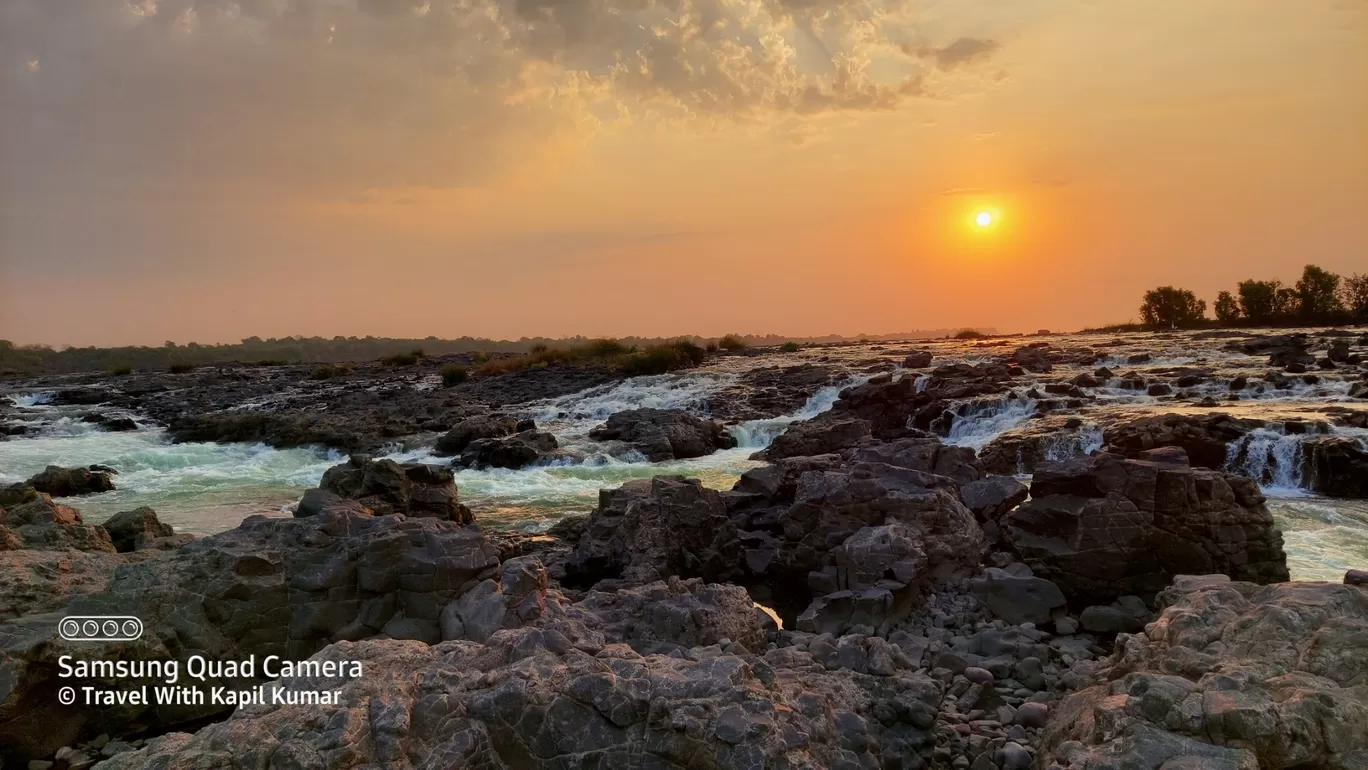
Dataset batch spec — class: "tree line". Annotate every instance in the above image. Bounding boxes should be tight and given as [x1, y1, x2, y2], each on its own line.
[1139, 264, 1368, 329]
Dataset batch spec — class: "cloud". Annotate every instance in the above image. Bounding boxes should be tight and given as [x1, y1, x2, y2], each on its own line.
[930, 36, 999, 68]
[0, 0, 1011, 210]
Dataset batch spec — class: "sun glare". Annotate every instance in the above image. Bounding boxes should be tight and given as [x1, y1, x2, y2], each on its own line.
[975, 211, 993, 227]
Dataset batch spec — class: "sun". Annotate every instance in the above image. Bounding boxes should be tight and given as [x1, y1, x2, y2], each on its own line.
[975, 211, 993, 227]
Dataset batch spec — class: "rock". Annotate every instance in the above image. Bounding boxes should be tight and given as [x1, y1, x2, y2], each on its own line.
[997, 741, 1032, 770]
[0, 484, 40, 508]
[1078, 604, 1144, 634]
[1345, 569, 1368, 585]
[1054, 616, 1078, 635]
[0, 549, 127, 619]
[1012, 346, 1054, 373]
[546, 514, 588, 543]
[1303, 435, 1368, 498]
[756, 415, 873, 460]
[1269, 345, 1316, 367]
[95, 629, 947, 770]
[1015, 701, 1049, 728]
[1005, 452, 1289, 605]
[100, 507, 176, 552]
[959, 476, 1029, 522]
[457, 429, 559, 469]
[0, 507, 503, 758]
[293, 487, 372, 518]
[846, 437, 985, 485]
[319, 454, 472, 522]
[589, 408, 737, 461]
[1039, 580, 1368, 770]
[964, 666, 994, 685]
[0, 494, 116, 553]
[574, 578, 767, 652]
[564, 476, 742, 588]
[904, 350, 934, 368]
[434, 414, 521, 455]
[23, 465, 116, 497]
[969, 568, 1067, 625]
[1146, 383, 1171, 396]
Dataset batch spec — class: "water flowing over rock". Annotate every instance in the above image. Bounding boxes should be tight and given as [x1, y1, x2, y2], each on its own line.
[23, 464, 117, 497]
[588, 407, 737, 461]
[1303, 435, 1368, 498]
[1004, 450, 1289, 606]
[319, 454, 472, 522]
[1040, 577, 1368, 770]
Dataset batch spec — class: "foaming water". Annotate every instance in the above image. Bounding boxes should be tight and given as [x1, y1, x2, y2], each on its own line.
[0, 428, 340, 534]
[1225, 426, 1310, 493]
[730, 381, 853, 449]
[1267, 496, 1368, 581]
[944, 394, 1038, 452]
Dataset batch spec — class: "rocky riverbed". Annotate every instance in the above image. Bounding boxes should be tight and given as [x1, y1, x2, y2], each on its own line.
[1, 327, 1367, 767]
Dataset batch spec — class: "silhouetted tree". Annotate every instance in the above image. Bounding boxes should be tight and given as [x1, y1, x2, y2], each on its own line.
[1342, 273, 1368, 321]
[1237, 280, 1282, 324]
[1294, 264, 1343, 322]
[1214, 291, 1242, 325]
[1140, 286, 1207, 328]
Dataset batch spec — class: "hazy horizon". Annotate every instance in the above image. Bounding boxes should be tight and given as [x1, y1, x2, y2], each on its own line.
[3, 0, 1365, 348]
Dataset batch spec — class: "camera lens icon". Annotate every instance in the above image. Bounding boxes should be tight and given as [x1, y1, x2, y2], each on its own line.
[59, 616, 144, 642]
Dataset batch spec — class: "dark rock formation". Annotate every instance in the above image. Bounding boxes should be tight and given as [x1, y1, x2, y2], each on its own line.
[457, 429, 559, 469]
[1004, 451, 1289, 606]
[434, 414, 522, 455]
[1303, 435, 1368, 498]
[845, 437, 984, 485]
[101, 507, 189, 552]
[23, 465, 117, 497]
[564, 476, 742, 588]
[1040, 577, 1368, 770]
[588, 408, 736, 461]
[0, 493, 115, 552]
[969, 567, 1067, 625]
[318, 455, 472, 522]
[903, 350, 933, 368]
[755, 416, 872, 460]
[1102, 413, 1257, 469]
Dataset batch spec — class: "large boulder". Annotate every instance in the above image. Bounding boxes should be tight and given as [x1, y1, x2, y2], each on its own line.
[589, 408, 737, 461]
[574, 578, 768, 653]
[98, 628, 946, 770]
[845, 436, 984, 485]
[319, 454, 472, 522]
[434, 415, 522, 455]
[23, 465, 117, 497]
[0, 549, 128, 619]
[1102, 413, 1258, 469]
[0, 494, 116, 553]
[1004, 451, 1289, 606]
[0, 508, 503, 758]
[1039, 578, 1368, 770]
[1303, 435, 1368, 498]
[756, 415, 872, 460]
[564, 476, 743, 588]
[969, 567, 1068, 625]
[100, 507, 184, 552]
[743, 462, 984, 633]
[456, 429, 559, 469]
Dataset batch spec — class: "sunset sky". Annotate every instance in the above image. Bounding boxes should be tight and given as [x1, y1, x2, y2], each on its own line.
[2, 0, 1365, 346]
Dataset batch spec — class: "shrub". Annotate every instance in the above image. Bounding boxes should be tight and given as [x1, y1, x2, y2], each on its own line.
[105, 364, 133, 376]
[953, 329, 986, 340]
[779, 342, 801, 353]
[471, 351, 491, 364]
[620, 341, 707, 376]
[380, 349, 423, 367]
[253, 359, 291, 367]
[168, 362, 195, 374]
[718, 334, 747, 351]
[441, 364, 469, 387]
[706, 342, 719, 353]
[309, 364, 351, 380]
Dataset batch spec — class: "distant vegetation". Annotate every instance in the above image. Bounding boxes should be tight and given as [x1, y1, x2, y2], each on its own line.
[379, 349, 425, 367]
[953, 329, 988, 340]
[1137, 264, 1368, 329]
[0, 329, 987, 377]
[168, 362, 195, 374]
[779, 341, 802, 352]
[473, 339, 706, 378]
[717, 334, 748, 351]
[440, 364, 469, 387]
[309, 364, 351, 380]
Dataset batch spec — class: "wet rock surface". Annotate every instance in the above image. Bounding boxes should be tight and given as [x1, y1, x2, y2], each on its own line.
[589, 407, 737, 461]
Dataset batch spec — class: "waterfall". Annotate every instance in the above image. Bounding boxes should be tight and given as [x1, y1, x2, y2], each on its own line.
[1225, 426, 1310, 492]
[943, 393, 1039, 452]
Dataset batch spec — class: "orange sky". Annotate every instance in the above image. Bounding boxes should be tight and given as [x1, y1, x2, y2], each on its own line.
[2, 0, 1365, 346]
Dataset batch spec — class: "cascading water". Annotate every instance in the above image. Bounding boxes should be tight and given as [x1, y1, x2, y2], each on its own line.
[1225, 426, 1311, 493]
[943, 393, 1039, 452]
[1041, 424, 1105, 462]
[729, 381, 855, 449]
